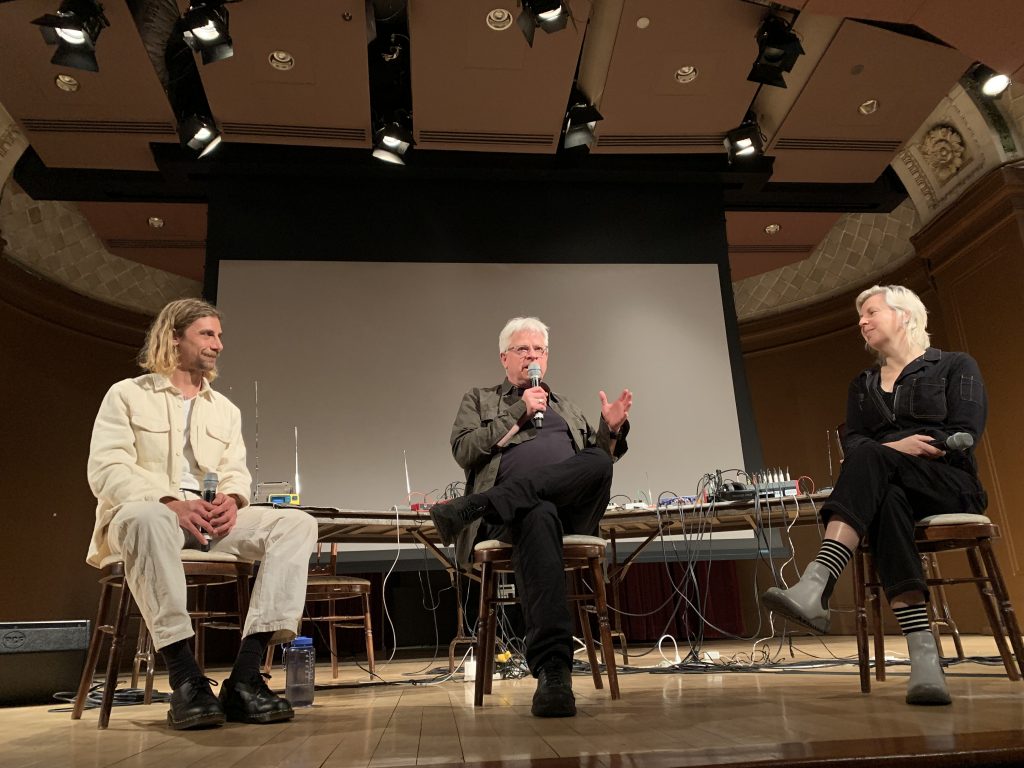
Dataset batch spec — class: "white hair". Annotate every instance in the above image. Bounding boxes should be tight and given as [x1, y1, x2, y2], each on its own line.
[856, 284, 930, 360]
[498, 316, 549, 353]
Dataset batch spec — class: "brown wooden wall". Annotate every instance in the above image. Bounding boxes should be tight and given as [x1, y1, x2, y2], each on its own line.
[0, 257, 148, 624]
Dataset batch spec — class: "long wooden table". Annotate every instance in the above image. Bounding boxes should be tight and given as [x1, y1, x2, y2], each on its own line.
[283, 492, 829, 593]
[295, 492, 827, 547]
[271, 493, 830, 670]
[294, 492, 827, 559]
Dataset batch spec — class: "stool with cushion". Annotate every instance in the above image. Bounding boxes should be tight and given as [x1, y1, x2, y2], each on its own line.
[472, 534, 620, 707]
[853, 513, 1024, 692]
[72, 550, 253, 729]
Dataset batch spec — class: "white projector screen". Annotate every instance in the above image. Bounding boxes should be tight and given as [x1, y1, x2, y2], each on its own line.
[215, 260, 745, 509]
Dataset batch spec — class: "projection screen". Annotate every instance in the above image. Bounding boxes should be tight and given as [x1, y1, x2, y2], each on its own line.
[215, 259, 747, 516]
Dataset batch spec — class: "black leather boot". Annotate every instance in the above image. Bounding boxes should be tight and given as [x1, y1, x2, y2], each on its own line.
[219, 674, 295, 724]
[531, 658, 576, 718]
[429, 494, 490, 546]
[167, 676, 225, 730]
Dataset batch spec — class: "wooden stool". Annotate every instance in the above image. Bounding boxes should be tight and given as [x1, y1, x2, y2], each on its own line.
[853, 513, 1024, 693]
[472, 534, 620, 707]
[302, 574, 375, 680]
[265, 543, 375, 680]
[72, 551, 253, 729]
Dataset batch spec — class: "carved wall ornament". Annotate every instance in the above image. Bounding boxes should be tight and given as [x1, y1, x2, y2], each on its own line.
[919, 124, 966, 183]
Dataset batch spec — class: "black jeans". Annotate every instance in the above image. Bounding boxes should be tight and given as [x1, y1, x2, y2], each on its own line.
[480, 446, 614, 674]
[823, 441, 987, 601]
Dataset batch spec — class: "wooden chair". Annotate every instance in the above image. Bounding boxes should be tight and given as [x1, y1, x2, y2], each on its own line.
[72, 551, 253, 729]
[472, 534, 620, 707]
[265, 543, 375, 680]
[853, 513, 1024, 693]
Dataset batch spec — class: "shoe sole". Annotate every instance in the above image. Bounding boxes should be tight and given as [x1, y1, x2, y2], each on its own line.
[167, 711, 225, 730]
[906, 685, 952, 706]
[906, 694, 952, 706]
[223, 708, 295, 724]
[762, 590, 830, 634]
[531, 703, 576, 718]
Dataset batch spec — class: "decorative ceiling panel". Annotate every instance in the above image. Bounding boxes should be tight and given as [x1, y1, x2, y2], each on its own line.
[765, 20, 970, 183]
[588, 0, 763, 154]
[0, 0, 176, 171]
[192, 0, 372, 148]
[408, 0, 592, 154]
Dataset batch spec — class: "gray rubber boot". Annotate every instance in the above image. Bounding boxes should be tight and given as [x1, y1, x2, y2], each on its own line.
[761, 561, 832, 633]
[905, 630, 951, 705]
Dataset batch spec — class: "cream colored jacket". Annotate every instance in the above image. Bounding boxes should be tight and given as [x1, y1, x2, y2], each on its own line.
[86, 373, 252, 567]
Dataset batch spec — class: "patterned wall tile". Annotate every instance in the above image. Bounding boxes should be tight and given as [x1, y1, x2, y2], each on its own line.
[734, 199, 920, 321]
[0, 181, 201, 315]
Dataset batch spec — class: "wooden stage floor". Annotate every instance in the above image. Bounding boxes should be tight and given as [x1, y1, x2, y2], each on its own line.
[3, 636, 1023, 768]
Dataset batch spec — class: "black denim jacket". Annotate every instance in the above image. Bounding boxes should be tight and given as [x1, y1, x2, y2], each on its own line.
[843, 347, 987, 477]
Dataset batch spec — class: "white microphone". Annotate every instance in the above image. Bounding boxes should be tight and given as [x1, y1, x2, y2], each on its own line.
[528, 362, 544, 429]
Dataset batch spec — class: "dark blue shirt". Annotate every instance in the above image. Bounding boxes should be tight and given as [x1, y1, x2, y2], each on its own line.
[495, 390, 575, 485]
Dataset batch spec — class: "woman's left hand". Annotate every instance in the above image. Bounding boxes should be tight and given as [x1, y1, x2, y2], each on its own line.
[883, 434, 945, 458]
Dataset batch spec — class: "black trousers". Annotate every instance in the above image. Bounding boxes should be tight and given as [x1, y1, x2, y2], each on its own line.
[823, 441, 987, 601]
[480, 446, 614, 674]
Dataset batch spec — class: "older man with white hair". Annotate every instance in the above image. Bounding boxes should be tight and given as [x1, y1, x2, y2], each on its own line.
[431, 316, 632, 717]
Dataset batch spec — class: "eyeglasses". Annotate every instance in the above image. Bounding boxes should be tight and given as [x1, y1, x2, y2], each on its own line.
[507, 345, 548, 357]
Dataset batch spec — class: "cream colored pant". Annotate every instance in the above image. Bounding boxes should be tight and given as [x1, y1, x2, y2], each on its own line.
[107, 501, 319, 650]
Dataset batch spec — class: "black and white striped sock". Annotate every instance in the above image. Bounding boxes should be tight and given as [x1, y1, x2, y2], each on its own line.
[893, 604, 931, 635]
[814, 539, 853, 581]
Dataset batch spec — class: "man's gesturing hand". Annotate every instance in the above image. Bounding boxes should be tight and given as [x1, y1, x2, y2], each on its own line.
[600, 389, 632, 433]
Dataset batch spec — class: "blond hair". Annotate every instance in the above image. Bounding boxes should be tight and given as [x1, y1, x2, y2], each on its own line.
[139, 298, 222, 381]
[855, 284, 930, 362]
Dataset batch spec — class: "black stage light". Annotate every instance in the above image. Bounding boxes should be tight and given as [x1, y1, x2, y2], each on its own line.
[563, 90, 603, 151]
[372, 121, 415, 165]
[747, 15, 803, 89]
[972, 63, 1011, 97]
[181, 1, 233, 65]
[516, 0, 569, 48]
[724, 113, 764, 163]
[31, 0, 110, 73]
[178, 114, 223, 158]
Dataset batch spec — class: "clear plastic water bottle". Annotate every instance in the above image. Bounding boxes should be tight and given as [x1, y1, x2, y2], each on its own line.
[284, 636, 315, 707]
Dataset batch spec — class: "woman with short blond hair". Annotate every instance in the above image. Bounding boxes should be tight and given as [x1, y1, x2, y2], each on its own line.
[763, 284, 988, 706]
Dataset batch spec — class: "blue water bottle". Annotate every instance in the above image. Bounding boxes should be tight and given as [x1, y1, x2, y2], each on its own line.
[284, 636, 315, 707]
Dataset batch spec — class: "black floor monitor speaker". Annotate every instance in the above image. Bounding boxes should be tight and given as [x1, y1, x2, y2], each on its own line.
[0, 620, 89, 707]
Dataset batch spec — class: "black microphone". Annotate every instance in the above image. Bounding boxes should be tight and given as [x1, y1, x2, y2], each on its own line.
[201, 472, 218, 551]
[528, 362, 544, 429]
[929, 432, 974, 451]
